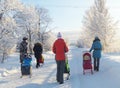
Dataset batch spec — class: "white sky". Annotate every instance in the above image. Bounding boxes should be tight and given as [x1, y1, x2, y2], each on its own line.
[21, 0, 120, 32]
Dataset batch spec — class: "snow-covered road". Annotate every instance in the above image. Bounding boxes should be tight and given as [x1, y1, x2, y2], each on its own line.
[1, 46, 120, 88]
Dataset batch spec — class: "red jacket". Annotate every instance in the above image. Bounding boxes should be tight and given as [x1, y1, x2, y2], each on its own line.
[52, 38, 68, 61]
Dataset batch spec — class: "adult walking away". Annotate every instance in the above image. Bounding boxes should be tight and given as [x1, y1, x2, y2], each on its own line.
[89, 36, 102, 71]
[52, 32, 69, 84]
[33, 42, 43, 68]
[19, 37, 28, 63]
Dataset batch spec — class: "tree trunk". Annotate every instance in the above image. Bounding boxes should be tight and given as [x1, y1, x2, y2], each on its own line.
[28, 30, 33, 54]
[1, 52, 5, 63]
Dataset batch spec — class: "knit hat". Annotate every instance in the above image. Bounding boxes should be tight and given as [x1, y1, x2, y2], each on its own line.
[23, 37, 28, 40]
[57, 32, 62, 38]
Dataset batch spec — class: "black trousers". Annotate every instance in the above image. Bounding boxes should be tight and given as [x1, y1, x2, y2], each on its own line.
[34, 53, 42, 68]
[36, 59, 40, 68]
[94, 58, 100, 71]
[56, 60, 65, 83]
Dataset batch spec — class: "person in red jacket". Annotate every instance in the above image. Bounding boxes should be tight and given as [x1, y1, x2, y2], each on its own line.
[52, 32, 69, 84]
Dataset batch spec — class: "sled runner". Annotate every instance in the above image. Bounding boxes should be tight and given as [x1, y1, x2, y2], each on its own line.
[21, 54, 32, 78]
[83, 51, 93, 75]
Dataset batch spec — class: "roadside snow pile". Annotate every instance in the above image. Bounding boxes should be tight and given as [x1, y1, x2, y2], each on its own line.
[0, 53, 20, 78]
[0, 67, 19, 78]
[0, 69, 9, 77]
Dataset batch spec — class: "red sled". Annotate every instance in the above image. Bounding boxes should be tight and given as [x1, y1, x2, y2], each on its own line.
[83, 51, 93, 75]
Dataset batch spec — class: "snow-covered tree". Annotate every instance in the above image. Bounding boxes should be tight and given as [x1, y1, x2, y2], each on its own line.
[35, 7, 53, 51]
[14, 6, 40, 54]
[43, 32, 56, 51]
[81, 0, 117, 51]
[14, 6, 53, 52]
[0, 0, 24, 63]
[0, 0, 54, 61]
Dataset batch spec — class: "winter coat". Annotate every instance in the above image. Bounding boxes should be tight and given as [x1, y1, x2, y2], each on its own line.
[20, 40, 28, 54]
[89, 38, 102, 59]
[52, 38, 68, 61]
[33, 43, 43, 60]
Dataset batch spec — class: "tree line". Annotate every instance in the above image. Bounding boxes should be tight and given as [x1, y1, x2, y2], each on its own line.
[77, 0, 118, 53]
[0, 0, 55, 63]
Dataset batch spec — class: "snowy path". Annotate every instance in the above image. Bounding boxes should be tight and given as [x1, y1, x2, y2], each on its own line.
[0, 47, 83, 88]
[0, 52, 58, 88]
[1, 47, 120, 88]
[68, 47, 82, 88]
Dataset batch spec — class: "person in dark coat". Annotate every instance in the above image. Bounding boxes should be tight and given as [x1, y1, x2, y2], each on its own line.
[89, 36, 102, 71]
[33, 42, 43, 68]
[52, 32, 69, 84]
[19, 37, 28, 63]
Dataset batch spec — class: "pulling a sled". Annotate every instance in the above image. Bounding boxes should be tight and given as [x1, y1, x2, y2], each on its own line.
[82, 51, 93, 75]
[64, 54, 70, 80]
[20, 54, 32, 78]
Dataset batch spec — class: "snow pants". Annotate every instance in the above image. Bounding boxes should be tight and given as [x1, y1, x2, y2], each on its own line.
[56, 60, 65, 83]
